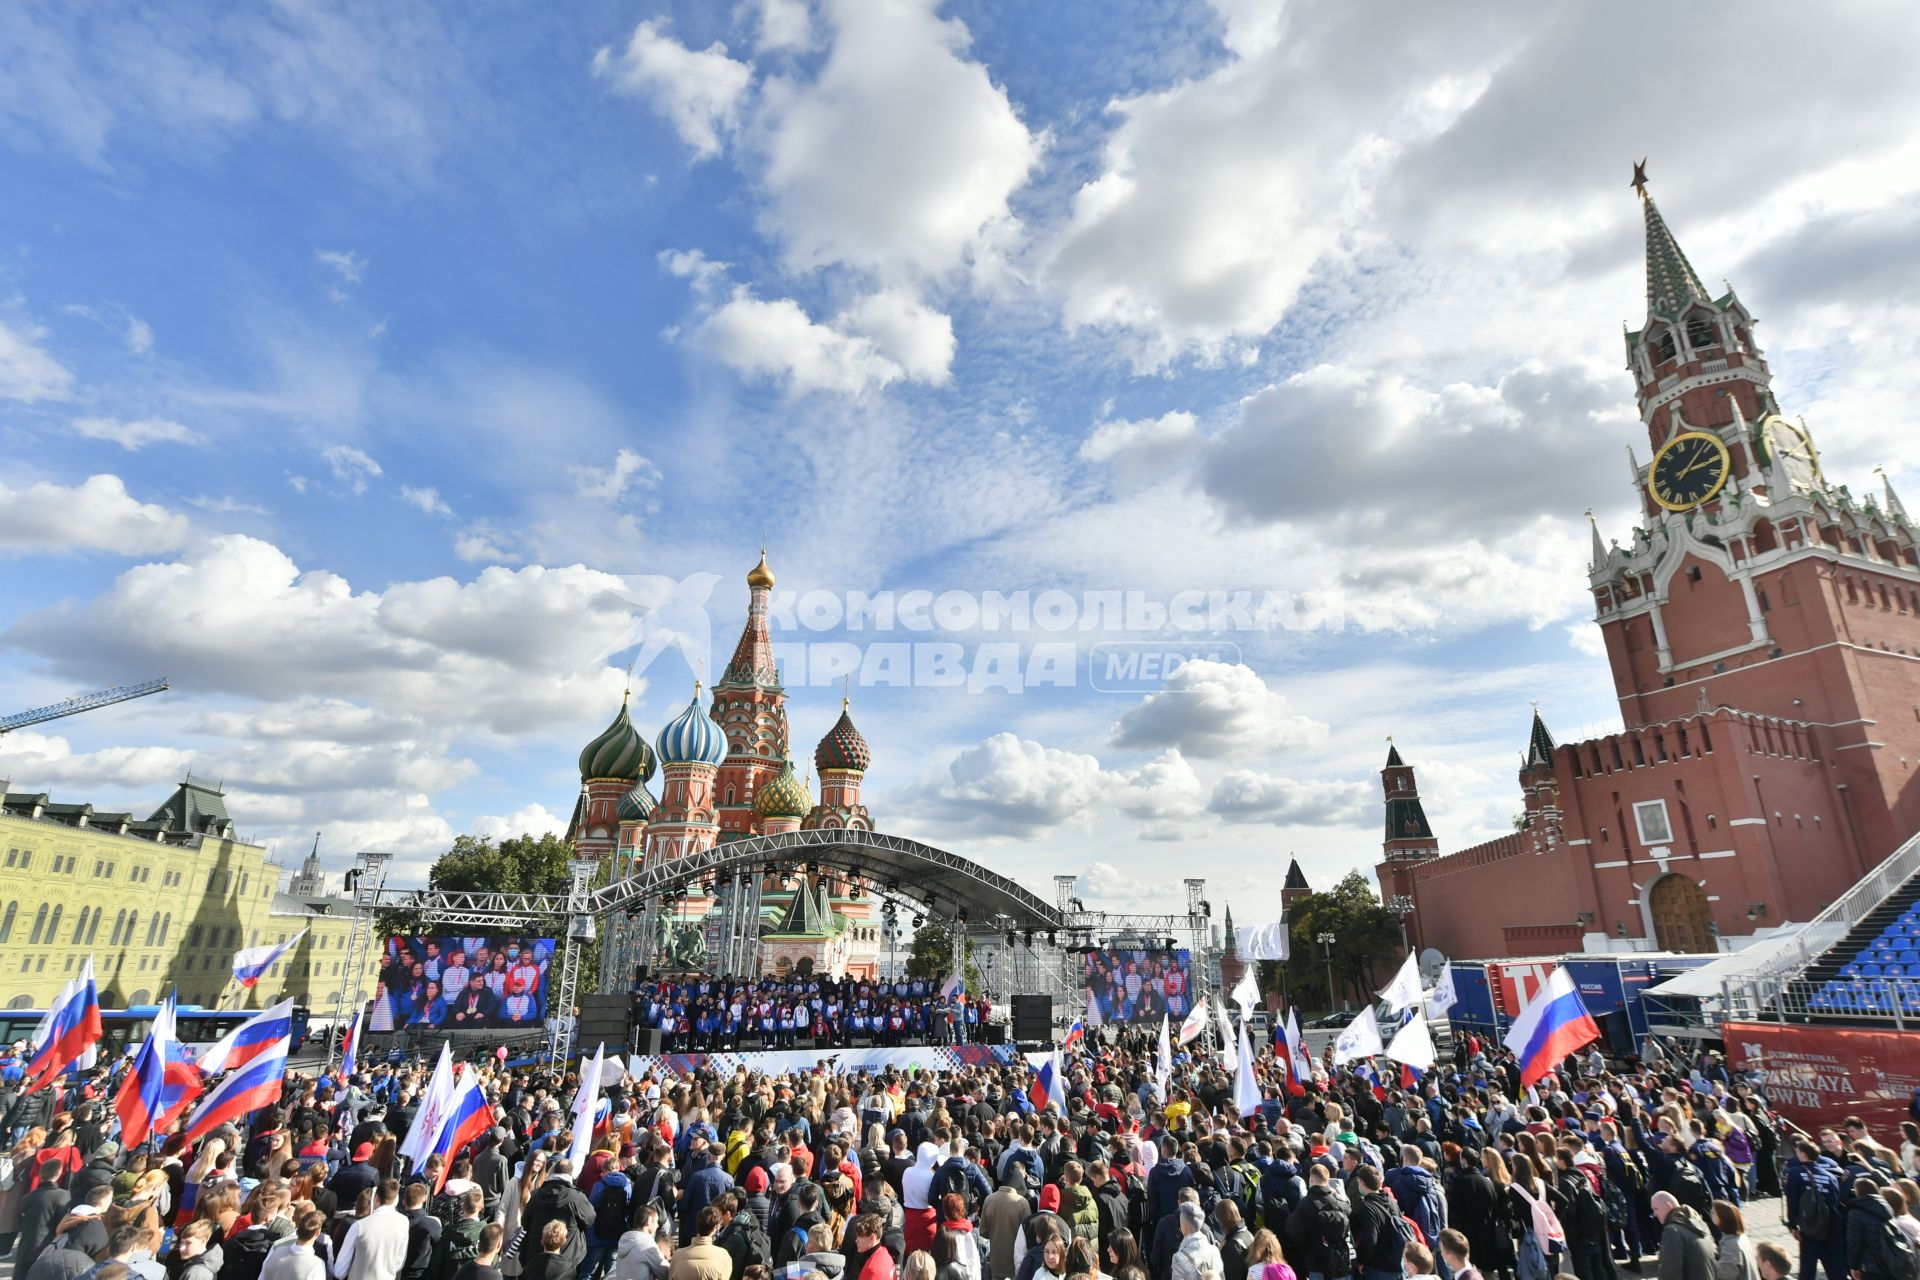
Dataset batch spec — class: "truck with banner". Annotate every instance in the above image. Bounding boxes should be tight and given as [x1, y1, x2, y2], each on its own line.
[1440, 953, 1714, 1054]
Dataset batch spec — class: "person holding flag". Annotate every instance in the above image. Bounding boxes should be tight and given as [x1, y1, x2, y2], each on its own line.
[23, 958, 103, 1094]
[337, 1006, 365, 1083]
[1061, 1018, 1086, 1052]
[1503, 968, 1600, 1087]
[113, 996, 203, 1150]
[180, 1012, 291, 1145]
[1028, 1050, 1066, 1114]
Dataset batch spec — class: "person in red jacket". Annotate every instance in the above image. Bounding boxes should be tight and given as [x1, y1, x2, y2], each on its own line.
[850, 1213, 898, 1280]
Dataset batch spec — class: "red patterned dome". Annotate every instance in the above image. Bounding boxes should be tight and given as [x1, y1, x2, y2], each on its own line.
[813, 700, 870, 773]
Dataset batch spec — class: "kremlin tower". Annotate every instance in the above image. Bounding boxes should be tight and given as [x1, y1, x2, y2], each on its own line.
[1377, 167, 1920, 959]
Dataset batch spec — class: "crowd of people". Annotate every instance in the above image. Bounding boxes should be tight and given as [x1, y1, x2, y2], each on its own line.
[627, 975, 992, 1050]
[371, 938, 557, 1033]
[1, 1016, 1919, 1280]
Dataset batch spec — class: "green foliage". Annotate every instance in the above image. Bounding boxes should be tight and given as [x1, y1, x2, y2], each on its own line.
[1276, 870, 1401, 1014]
[905, 920, 982, 991]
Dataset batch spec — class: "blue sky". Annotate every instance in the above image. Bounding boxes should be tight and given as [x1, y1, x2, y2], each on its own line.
[4, 1, 1919, 920]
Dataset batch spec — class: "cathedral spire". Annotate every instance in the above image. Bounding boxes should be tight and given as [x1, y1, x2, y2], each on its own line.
[1636, 163, 1710, 318]
[1587, 510, 1607, 571]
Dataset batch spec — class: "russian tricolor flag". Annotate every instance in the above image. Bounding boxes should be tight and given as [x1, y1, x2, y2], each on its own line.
[338, 1007, 364, 1083]
[24, 958, 103, 1094]
[1061, 1018, 1085, 1051]
[425, 1075, 496, 1192]
[181, 1017, 290, 1145]
[1503, 968, 1600, 1088]
[113, 997, 203, 1149]
[1028, 1050, 1066, 1113]
[939, 972, 963, 1000]
[197, 999, 296, 1076]
[231, 930, 307, 987]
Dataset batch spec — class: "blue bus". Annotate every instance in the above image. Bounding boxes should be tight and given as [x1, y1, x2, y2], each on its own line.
[0, 1005, 310, 1062]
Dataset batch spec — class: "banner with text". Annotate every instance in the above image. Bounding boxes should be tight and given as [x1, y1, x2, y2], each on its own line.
[1724, 1021, 1920, 1135]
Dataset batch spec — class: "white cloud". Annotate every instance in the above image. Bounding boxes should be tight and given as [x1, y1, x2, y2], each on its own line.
[1076, 860, 1156, 903]
[0, 317, 74, 402]
[0, 474, 194, 556]
[7, 534, 646, 736]
[322, 444, 383, 493]
[399, 485, 452, 517]
[61, 303, 152, 354]
[188, 495, 268, 516]
[1111, 660, 1326, 759]
[593, 19, 753, 159]
[471, 803, 568, 840]
[838, 289, 955, 384]
[695, 289, 904, 395]
[453, 523, 521, 564]
[1208, 770, 1373, 825]
[573, 448, 662, 503]
[658, 247, 730, 292]
[70, 416, 203, 450]
[750, 0, 814, 53]
[315, 249, 365, 285]
[125, 315, 154, 354]
[902, 732, 1109, 838]
[754, 0, 1042, 279]
[1078, 410, 1200, 483]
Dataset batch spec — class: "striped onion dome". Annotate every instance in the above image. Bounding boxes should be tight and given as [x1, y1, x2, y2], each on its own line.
[578, 692, 655, 782]
[814, 699, 871, 772]
[656, 688, 729, 767]
[616, 782, 656, 823]
[754, 759, 811, 819]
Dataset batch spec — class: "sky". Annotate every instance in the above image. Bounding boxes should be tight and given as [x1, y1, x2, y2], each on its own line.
[3, 0, 1919, 925]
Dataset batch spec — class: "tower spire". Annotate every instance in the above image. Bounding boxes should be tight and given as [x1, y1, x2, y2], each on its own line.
[1587, 509, 1606, 571]
[1877, 466, 1910, 522]
[1636, 162, 1710, 318]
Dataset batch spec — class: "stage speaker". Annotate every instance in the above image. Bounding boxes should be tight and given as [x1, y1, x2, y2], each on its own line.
[979, 1023, 1005, 1045]
[578, 994, 630, 1046]
[1012, 994, 1052, 1043]
[634, 1028, 665, 1056]
[740, 1035, 766, 1051]
[850, 1034, 874, 1048]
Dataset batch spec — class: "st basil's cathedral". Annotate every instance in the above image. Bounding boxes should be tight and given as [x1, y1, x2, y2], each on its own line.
[564, 552, 888, 982]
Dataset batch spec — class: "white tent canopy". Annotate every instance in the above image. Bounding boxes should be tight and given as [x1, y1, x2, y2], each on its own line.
[1644, 929, 1805, 998]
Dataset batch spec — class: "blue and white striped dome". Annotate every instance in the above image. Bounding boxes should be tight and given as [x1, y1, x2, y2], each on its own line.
[656, 692, 729, 767]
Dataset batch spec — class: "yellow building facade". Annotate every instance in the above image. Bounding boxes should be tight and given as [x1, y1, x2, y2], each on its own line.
[0, 774, 376, 1021]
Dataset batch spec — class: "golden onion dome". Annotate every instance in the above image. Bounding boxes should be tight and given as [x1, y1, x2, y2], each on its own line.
[747, 549, 775, 590]
[754, 759, 812, 819]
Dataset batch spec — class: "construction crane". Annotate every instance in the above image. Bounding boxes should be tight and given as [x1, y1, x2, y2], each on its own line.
[0, 678, 171, 735]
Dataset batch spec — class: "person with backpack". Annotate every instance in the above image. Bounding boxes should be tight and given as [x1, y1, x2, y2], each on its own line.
[587, 1155, 636, 1280]
[714, 1190, 770, 1280]
[1211, 1202, 1253, 1280]
[1787, 1137, 1850, 1280]
[432, 1190, 487, 1280]
[1551, 1150, 1613, 1280]
[1284, 1165, 1351, 1280]
[1846, 1179, 1920, 1280]
[1057, 1164, 1100, 1248]
[1384, 1148, 1444, 1248]
[1349, 1166, 1407, 1280]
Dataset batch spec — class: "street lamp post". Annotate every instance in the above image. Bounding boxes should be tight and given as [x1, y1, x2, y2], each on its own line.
[1387, 895, 1415, 956]
[1316, 931, 1337, 1012]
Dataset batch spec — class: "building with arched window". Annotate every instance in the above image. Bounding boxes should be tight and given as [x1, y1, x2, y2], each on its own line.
[0, 774, 375, 1015]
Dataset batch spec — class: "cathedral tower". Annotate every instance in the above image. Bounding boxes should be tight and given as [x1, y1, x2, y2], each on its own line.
[712, 551, 790, 836]
[805, 699, 872, 831]
[571, 691, 655, 863]
[645, 688, 728, 861]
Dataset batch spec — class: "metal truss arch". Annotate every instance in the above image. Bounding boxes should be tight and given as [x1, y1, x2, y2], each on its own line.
[591, 829, 1064, 932]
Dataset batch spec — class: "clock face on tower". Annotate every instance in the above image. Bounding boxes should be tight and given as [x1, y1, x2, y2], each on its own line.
[1649, 430, 1732, 511]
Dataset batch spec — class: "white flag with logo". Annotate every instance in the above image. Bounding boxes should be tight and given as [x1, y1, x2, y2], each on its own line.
[1215, 997, 1238, 1072]
[397, 1042, 456, 1167]
[566, 1043, 605, 1174]
[1177, 1000, 1208, 1045]
[1425, 961, 1458, 1020]
[1333, 1007, 1384, 1065]
[1285, 1008, 1314, 1082]
[1379, 952, 1423, 1014]
[1233, 920, 1291, 961]
[1232, 1016, 1261, 1117]
[1156, 1014, 1172, 1099]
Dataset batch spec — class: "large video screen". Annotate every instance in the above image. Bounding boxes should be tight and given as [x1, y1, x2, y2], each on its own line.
[371, 936, 556, 1031]
[1083, 948, 1193, 1025]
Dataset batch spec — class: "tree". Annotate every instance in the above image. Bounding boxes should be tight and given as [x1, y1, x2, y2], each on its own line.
[1276, 871, 1400, 1013]
[904, 919, 983, 992]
